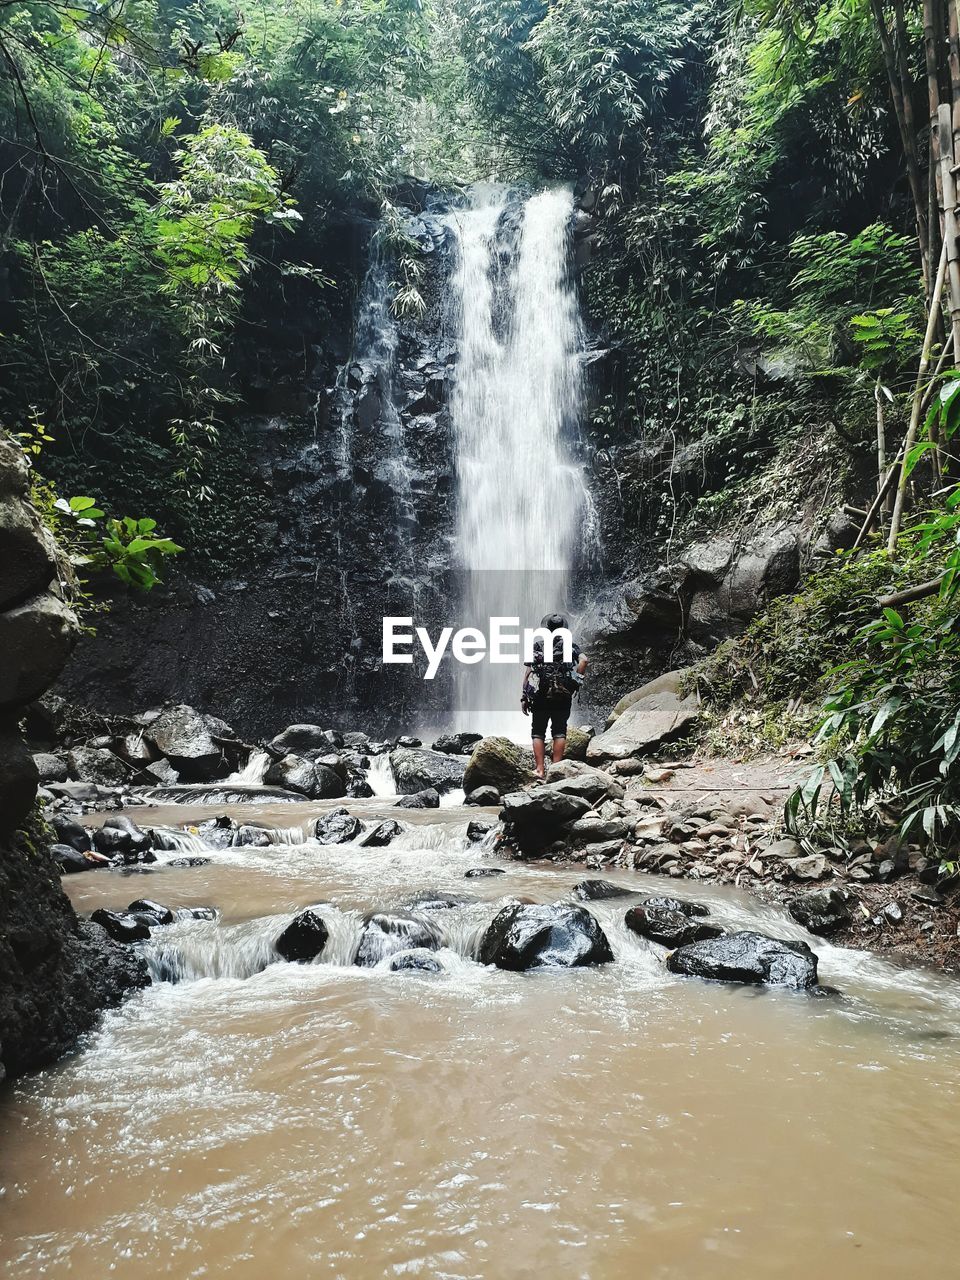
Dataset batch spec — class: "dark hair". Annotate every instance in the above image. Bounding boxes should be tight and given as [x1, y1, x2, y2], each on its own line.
[540, 612, 568, 630]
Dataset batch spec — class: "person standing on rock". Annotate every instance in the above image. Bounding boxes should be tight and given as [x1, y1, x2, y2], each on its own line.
[521, 613, 588, 778]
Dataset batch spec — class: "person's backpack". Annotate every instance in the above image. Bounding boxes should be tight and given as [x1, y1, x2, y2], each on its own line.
[528, 637, 580, 699]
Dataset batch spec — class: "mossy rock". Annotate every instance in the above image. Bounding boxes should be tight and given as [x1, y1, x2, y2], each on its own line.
[464, 737, 537, 796]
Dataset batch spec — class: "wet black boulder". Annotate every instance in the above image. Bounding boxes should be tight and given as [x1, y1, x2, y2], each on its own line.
[464, 786, 500, 806]
[572, 879, 632, 901]
[388, 949, 444, 974]
[466, 819, 494, 842]
[90, 908, 151, 944]
[52, 843, 95, 873]
[314, 808, 363, 844]
[479, 903, 613, 970]
[465, 866, 505, 878]
[127, 898, 175, 926]
[666, 930, 819, 990]
[357, 819, 403, 848]
[275, 907, 329, 963]
[625, 903, 723, 948]
[432, 732, 482, 756]
[51, 816, 91, 853]
[789, 887, 854, 936]
[395, 787, 440, 809]
[636, 895, 710, 918]
[354, 912, 442, 967]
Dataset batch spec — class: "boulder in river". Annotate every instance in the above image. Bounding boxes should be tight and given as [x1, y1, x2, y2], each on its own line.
[789, 888, 853, 935]
[102, 815, 152, 853]
[586, 691, 699, 764]
[389, 746, 466, 795]
[666, 930, 819, 990]
[51, 816, 91, 853]
[356, 819, 403, 848]
[572, 879, 632, 901]
[90, 908, 151, 944]
[265, 754, 345, 800]
[463, 736, 537, 796]
[464, 866, 505, 878]
[464, 785, 500, 807]
[432, 732, 483, 756]
[479, 903, 613, 970]
[387, 949, 444, 974]
[148, 704, 224, 780]
[401, 890, 475, 912]
[276, 907, 329, 963]
[395, 787, 440, 809]
[466, 819, 494, 842]
[625, 902, 723, 948]
[354, 912, 442, 967]
[52, 843, 98, 873]
[269, 724, 341, 755]
[314, 808, 363, 844]
[127, 898, 175, 926]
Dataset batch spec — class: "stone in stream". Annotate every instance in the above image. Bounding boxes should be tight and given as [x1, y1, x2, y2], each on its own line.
[275, 908, 329, 963]
[465, 867, 506, 878]
[395, 787, 440, 809]
[147, 704, 225, 780]
[194, 815, 238, 849]
[234, 824, 273, 848]
[354, 912, 442, 967]
[168, 856, 211, 868]
[401, 890, 476, 912]
[173, 906, 217, 922]
[389, 746, 466, 795]
[464, 785, 500, 807]
[268, 724, 341, 756]
[51, 816, 91, 852]
[396, 736, 422, 748]
[789, 887, 853, 936]
[356, 819, 403, 848]
[387, 949, 444, 974]
[666, 931, 819, 990]
[52, 843, 98, 873]
[572, 879, 633, 901]
[127, 898, 175, 926]
[479, 903, 614, 971]
[90, 908, 151, 944]
[314, 808, 363, 844]
[265, 754, 345, 800]
[466, 819, 494, 842]
[432, 732, 483, 756]
[101, 815, 152, 852]
[625, 903, 723, 948]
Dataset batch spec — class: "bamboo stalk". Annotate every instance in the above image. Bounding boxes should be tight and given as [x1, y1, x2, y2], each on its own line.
[879, 575, 946, 607]
[937, 103, 960, 360]
[887, 237, 950, 555]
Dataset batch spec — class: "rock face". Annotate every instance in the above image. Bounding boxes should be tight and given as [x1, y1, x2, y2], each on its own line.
[463, 736, 537, 796]
[587, 691, 699, 763]
[389, 746, 466, 795]
[479, 903, 614, 970]
[666, 930, 819, 990]
[0, 433, 151, 1080]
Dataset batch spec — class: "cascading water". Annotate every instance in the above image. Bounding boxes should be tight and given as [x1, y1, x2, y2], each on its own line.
[444, 187, 587, 736]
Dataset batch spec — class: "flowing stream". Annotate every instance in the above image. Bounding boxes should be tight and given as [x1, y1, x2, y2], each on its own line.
[1, 796, 960, 1277]
[445, 188, 588, 736]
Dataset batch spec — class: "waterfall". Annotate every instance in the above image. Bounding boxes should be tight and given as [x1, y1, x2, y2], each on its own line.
[444, 187, 586, 736]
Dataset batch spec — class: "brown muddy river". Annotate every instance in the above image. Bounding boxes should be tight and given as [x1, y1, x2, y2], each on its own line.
[2, 797, 960, 1278]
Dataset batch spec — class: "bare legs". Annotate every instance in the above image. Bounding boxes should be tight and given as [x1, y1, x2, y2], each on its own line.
[532, 735, 565, 779]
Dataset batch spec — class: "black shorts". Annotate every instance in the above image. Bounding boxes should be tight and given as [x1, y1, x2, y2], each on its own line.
[531, 696, 571, 741]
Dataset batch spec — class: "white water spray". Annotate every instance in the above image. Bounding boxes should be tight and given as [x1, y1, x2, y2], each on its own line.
[444, 187, 585, 736]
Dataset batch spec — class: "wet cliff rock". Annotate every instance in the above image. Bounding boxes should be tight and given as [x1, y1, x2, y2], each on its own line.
[0, 430, 148, 1081]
